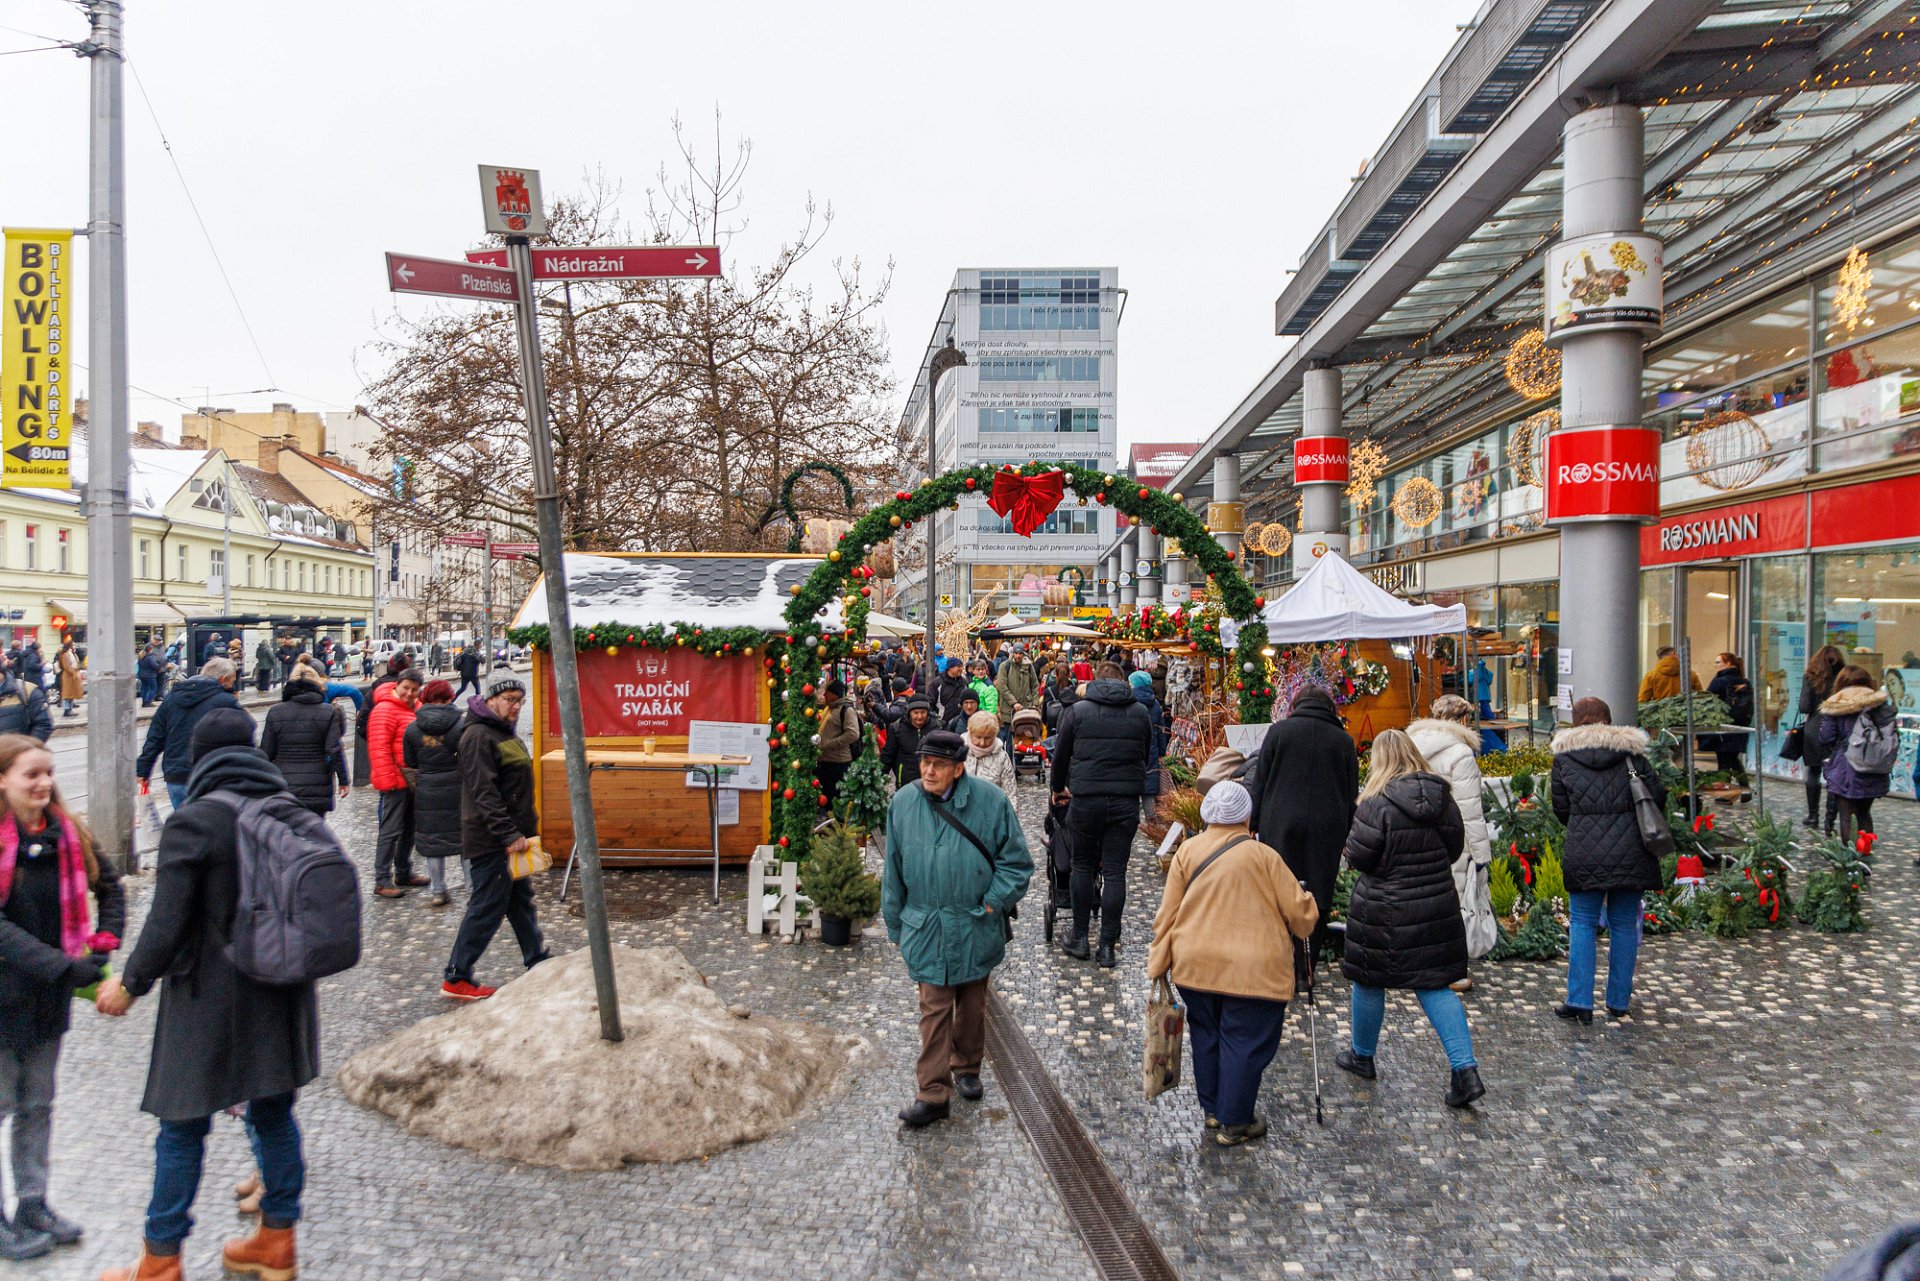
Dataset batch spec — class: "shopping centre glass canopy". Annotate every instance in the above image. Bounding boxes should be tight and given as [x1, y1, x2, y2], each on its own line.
[1151, 0, 1920, 530]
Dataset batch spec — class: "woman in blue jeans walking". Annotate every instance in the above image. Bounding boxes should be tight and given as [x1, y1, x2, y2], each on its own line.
[1550, 696, 1666, 1023]
[1335, 730, 1485, 1109]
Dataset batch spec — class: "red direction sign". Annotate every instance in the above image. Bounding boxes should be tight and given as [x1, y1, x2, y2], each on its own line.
[463, 245, 722, 281]
[442, 531, 489, 548]
[489, 541, 541, 556]
[385, 253, 520, 302]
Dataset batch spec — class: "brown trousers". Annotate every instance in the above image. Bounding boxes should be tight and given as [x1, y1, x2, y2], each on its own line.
[916, 979, 989, 1104]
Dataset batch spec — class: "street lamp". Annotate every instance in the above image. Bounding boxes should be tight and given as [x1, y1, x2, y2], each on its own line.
[923, 337, 967, 690]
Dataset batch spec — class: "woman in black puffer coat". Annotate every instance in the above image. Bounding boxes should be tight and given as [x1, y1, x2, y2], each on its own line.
[403, 680, 466, 908]
[1550, 696, 1665, 1025]
[1336, 729, 1483, 1109]
[258, 664, 347, 815]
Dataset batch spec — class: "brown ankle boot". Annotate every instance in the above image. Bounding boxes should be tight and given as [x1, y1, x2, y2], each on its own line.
[222, 1225, 297, 1280]
[99, 1244, 184, 1281]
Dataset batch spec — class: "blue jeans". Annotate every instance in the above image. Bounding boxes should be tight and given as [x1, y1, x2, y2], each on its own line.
[1349, 984, 1476, 1070]
[166, 782, 189, 812]
[1179, 986, 1288, 1127]
[147, 1093, 303, 1248]
[1567, 889, 1643, 1012]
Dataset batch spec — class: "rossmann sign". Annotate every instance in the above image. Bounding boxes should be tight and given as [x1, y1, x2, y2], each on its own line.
[1544, 427, 1661, 522]
[1640, 492, 1806, 566]
[1292, 435, 1350, 484]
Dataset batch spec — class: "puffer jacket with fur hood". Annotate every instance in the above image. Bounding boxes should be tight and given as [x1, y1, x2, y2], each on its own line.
[1341, 773, 1468, 990]
[1818, 685, 1897, 800]
[1550, 723, 1666, 894]
[1406, 717, 1496, 959]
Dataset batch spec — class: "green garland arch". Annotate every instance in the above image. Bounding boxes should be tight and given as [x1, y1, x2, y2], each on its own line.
[755, 460, 857, 554]
[767, 460, 1272, 854]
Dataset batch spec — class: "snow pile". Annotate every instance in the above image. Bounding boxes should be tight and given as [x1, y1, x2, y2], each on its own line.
[337, 946, 863, 1169]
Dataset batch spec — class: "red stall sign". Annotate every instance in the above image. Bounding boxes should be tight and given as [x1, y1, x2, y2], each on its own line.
[1292, 435, 1351, 484]
[1544, 426, 1661, 523]
[545, 645, 759, 739]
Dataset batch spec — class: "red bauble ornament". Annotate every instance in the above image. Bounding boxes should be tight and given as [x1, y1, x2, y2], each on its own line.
[895, 490, 910, 501]
[1225, 549, 1235, 561]
[1137, 486, 1150, 500]
[776, 722, 787, 733]
[801, 683, 815, 696]
[964, 476, 977, 490]
[818, 794, 830, 807]
[587, 633, 597, 643]
[861, 586, 871, 597]
[1235, 681, 1245, 690]
[778, 836, 790, 848]
[782, 788, 796, 800]
[1254, 596, 1266, 608]
[1094, 492, 1106, 504]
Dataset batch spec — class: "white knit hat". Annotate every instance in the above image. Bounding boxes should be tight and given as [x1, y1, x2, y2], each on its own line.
[1199, 780, 1253, 827]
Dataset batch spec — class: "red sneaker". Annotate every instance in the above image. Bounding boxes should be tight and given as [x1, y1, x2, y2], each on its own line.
[440, 980, 496, 1001]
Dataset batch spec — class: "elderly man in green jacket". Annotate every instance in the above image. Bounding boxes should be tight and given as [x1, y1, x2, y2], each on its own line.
[883, 728, 1033, 1128]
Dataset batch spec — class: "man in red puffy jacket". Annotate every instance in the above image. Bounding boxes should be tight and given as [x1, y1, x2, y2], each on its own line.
[368, 668, 425, 898]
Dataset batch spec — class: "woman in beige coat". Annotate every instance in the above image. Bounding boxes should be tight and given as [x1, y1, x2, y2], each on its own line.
[1148, 781, 1319, 1146]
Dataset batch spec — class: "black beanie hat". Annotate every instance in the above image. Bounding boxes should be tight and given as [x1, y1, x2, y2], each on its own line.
[190, 707, 257, 763]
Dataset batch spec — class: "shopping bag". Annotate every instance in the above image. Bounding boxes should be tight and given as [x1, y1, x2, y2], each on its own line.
[1143, 975, 1185, 1101]
[508, 836, 552, 880]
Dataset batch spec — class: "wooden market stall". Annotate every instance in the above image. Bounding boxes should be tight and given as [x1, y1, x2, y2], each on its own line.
[511, 552, 828, 865]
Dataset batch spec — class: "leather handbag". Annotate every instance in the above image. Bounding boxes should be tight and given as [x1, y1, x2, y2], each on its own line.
[1626, 762, 1675, 858]
[1779, 724, 1806, 762]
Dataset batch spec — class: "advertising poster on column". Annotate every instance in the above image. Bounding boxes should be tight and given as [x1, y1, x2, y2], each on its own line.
[546, 645, 759, 738]
[2, 229, 73, 490]
[1544, 233, 1663, 341]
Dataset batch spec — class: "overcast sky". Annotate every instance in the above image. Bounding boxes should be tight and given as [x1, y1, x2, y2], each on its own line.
[7, 0, 1468, 454]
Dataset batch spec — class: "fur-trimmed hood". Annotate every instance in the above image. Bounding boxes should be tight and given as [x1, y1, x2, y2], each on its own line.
[1551, 723, 1651, 756]
[1406, 718, 1478, 756]
[1820, 686, 1890, 717]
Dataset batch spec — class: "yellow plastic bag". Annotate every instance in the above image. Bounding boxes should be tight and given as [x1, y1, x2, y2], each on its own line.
[508, 836, 552, 880]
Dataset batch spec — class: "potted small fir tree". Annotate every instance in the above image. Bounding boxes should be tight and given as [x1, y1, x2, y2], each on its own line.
[800, 821, 882, 946]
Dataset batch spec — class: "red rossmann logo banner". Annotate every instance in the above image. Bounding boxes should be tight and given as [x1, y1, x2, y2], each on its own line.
[544, 645, 760, 738]
[1544, 427, 1661, 522]
[1293, 436, 1351, 483]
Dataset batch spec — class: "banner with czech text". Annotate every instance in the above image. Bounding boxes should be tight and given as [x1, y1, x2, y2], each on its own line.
[2, 229, 73, 489]
[544, 644, 760, 739]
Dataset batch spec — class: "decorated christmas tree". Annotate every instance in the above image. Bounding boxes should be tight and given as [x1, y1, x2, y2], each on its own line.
[836, 726, 890, 838]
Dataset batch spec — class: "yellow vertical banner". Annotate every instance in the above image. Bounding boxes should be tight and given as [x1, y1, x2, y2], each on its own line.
[2, 228, 74, 489]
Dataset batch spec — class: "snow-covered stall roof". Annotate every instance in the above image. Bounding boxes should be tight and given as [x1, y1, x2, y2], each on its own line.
[512, 554, 844, 633]
[1260, 552, 1464, 642]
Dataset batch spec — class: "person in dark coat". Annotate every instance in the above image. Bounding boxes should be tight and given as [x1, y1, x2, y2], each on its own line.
[453, 645, 484, 701]
[135, 658, 242, 811]
[16, 643, 43, 692]
[0, 656, 52, 742]
[96, 710, 319, 1281]
[259, 664, 348, 816]
[1819, 666, 1897, 845]
[442, 676, 548, 999]
[253, 639, 276, 693]
[0, 734, 124, 1259]
[1041, 662, 1079, 732]
[135, 644, 163, 707]
[1128, 671, 1168, 789]
[1705, 652, 1755, 785]
[404, 680, 466, 907]
[946, 688, 982, 737]
[1048, 660, 1153, 968]
[880, 697, 933, 788]
[1252, 687, 1358, 960]
[1549, 697, 1665, 1023]
[1824, 1223, 1920, 1281]
[1798, 644, 1846, 832]
[1335, 729, 1482, 1109]
[934, 658, 969, 726]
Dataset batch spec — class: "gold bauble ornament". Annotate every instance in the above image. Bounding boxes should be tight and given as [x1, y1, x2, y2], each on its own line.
[829, 550, 841, 562]
[1392, 476, 1443, 528]
[605, 646, 618, 657]
[889, 515, 902, 527]
[1504, 328, 1562, 400]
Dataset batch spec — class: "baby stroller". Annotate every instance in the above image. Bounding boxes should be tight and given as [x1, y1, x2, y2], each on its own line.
[1010, 707, 1048, 783]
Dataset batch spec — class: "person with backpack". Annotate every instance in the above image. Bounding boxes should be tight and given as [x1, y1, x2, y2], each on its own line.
[882, 729, 1033, 1128]
[0, 734, 124, 1260]
[368, 669, 427, 899]
[404, 680, 465, 907]
[1818, 665, 1898, 846]
[1336, 729, 1484, 1109]
[1550, 697, 1666, 1024]
[260, 662, 349, 817]
[815, 680, 861, 804]
[1147, 780, 1318, 1147]
[442, 677, 549, 1000]
[95, 709, 338, 1281]
[1706, 652, 1756, 789]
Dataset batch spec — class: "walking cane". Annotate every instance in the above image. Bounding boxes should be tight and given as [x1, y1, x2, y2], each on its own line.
[1296, 938, 1324, 1126]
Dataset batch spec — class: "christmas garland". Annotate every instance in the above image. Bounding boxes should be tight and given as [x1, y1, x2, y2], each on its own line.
[768, 460, 1270, 855]
[1272, 642, 1391, 708]
[506, 621, 774, 659]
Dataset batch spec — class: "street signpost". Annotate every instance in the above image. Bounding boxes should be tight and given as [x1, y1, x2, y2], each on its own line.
[385, 253, 519, 302]
[464, 245, 721, 280]
[441, 531, 488, 548]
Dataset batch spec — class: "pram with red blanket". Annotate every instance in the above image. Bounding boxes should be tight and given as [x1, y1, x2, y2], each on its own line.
[1010, 707, 1048, 782]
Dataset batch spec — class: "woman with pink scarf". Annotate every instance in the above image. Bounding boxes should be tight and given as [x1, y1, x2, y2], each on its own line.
[0, 733, 124, 1260]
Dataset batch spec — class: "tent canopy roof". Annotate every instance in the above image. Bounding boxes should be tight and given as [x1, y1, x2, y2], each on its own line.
[512, 554, 840, 633]
[1260, 552, 1464, 642]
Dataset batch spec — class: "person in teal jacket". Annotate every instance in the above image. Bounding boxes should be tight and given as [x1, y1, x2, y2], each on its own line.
[882, 728, 1032, 1128]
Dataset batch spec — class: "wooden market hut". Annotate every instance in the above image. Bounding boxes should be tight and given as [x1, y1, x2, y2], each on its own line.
[511, 552, 829, 865]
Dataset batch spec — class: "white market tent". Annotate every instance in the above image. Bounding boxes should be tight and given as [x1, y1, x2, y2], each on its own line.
[1260, 551, 1465, 641]
[1000, 619, 1103, 639]
[862, 611, 921, 638]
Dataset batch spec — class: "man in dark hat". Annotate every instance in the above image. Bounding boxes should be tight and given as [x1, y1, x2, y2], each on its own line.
[880, 696, 933, 788]
[881, 729, 1032, 1128]
[815, 679, 861, 804]
[946, 688, 982, 737]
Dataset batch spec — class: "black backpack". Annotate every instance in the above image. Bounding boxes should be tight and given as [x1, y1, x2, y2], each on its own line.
[207, 790, 363, 985]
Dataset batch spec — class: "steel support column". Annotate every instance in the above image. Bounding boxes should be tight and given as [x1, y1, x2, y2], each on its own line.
[1135, 527, 1161, 605]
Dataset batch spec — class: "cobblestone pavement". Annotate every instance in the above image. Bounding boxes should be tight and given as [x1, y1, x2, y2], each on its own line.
[22, 775, 1920, 1279]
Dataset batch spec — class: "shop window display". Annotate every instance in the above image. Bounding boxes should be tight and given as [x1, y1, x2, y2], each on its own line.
[1750, 555, 1808, 785]
[1814, 548, 1920, 798]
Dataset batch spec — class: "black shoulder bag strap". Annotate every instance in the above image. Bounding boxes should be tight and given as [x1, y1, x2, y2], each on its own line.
[1185, 834, 1253, 887]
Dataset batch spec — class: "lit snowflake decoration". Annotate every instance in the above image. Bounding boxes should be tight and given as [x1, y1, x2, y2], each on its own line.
[1345, 438, 1388, 507]
[1834, 244, 1871, 334]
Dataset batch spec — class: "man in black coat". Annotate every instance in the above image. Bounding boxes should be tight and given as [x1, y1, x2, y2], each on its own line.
[443, 676, 548, 999]
[934, 658, 969, 725]
[0, 654, 52, 741]
[1048, 660, 1154, 967]
[453, 645, 484, 701]
[1252, 686, 1359, 959]
[881, 697, 933, 787]
[17, 642, 44, 690]
[97, 710, 320, 1277]
[259, 670, 349, 815]
[135, 658, 243, 811]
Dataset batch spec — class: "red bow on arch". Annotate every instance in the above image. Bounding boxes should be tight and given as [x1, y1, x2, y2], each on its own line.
[988, 469, 1066, 537]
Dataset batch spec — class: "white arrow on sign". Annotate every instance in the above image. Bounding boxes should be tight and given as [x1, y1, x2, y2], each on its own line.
[394, 262, 415, 285]
[685, 252, 709, 270]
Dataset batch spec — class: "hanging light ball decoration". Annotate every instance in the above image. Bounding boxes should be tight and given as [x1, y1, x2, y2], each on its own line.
[1392, 476, 1444, 528]
[1258, 521, 1293, 558]
[1345, 437, 1389, 507]
[1504, 328, 1562, 400]
[1507, 409, 1557, 488]
[1242, 521, 1266, 556]
[1685, 409, 1777, 493]
[1834, 244, 1872, 335]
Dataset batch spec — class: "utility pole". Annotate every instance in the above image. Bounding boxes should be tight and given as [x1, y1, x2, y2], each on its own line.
[478, 542, 493, 666]
[922, 338, 966, 690]
[369, 511, 381, 647]
[220, 456, 233, 616]
[80, 1, 136, 870]
[506, 234, 621, 1041]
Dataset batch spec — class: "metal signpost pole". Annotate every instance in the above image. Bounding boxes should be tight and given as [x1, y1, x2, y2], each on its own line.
[479, 544, 492, 667]
[923, 339, 965, 689]
[81, 0, 137, 870]
[505, 234, 622, 1042]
